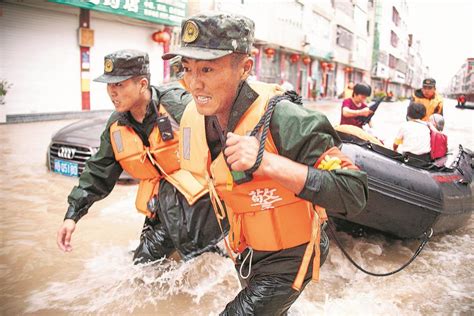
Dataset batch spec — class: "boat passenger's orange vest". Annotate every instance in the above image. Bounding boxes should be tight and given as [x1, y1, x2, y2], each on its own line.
[179, 81, 359, 290]
[110, 105, 207, 217]
[413, 92, 443, 121]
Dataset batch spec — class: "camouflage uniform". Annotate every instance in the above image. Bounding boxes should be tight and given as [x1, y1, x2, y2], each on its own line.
[164, 13, 368, 315]
[65, 50, 226, 263]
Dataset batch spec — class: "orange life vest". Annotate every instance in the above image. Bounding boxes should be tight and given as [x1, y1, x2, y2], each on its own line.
[413, 92, 443, 121]
[110, 104, 207, 216]
[180, 81, 359, 290]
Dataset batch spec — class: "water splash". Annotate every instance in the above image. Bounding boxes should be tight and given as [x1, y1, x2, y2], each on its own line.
[26, 245, 238, 314]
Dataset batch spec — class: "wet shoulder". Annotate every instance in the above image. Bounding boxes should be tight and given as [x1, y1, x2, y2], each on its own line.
[106, 111, 121, 129]
[272, 99, 333, 133]
[153, 83, 192, 123]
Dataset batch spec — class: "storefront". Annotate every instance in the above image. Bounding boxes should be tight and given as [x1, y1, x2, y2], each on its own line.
[254, 46, 312, 98]
[0, 0, 186, 122]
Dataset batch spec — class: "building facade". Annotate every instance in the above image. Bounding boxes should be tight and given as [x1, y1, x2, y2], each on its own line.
[0, 0, 186, 123]
[1, 0, 432, 123]
[372, 0, 409, 97]
[186, 0, 376, 100]
[447, 58, 474, 102]
[331, 0, 375, 98]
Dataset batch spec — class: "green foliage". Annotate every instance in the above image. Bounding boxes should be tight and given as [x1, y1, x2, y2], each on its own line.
[374, 91, 387, 99]
[0, 80, 13, 97]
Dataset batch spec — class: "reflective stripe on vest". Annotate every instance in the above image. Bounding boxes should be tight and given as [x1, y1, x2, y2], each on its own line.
[110, 105, 180, 180]
[110, 105, 207, 216]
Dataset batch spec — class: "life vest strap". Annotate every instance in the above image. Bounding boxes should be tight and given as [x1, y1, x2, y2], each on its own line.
[292, 209, 320, 291]
[208, 176, 237, 264]
[292, 205, 327, 291]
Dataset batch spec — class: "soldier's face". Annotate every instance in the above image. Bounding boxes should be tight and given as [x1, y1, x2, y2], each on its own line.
[182, 55, 246, 117]
[422, 86, 435, 99]
[107, 78, 145, 112]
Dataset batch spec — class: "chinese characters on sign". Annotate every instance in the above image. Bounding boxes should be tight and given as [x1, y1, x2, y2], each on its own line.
[49, 0, 187, 26]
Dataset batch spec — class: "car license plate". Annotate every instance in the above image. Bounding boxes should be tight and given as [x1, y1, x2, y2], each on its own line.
[54, 159, 79, 177]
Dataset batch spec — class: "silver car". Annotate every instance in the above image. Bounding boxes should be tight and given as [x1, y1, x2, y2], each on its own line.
[46, 115, 132, 181]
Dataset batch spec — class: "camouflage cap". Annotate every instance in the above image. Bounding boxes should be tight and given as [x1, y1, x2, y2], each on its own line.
[162, 12, 255, 61]
[94, 49, 150, 83]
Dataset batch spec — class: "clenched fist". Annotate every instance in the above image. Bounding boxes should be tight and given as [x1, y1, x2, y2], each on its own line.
[224, 132, 264, 174]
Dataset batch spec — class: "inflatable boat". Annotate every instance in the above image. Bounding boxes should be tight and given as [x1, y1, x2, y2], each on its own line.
[455, 103, 474, 110]
[329, 125, 473, 239]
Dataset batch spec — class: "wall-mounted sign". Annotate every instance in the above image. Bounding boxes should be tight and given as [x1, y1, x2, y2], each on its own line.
[78, 27, 94, 47]
[49, 0, 187, 26]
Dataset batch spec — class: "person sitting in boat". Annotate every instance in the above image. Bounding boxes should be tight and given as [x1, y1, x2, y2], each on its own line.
[429, 113, 448, 160]
[457, 94, 466, 107]
[340, 83, 374, 129]
[393, 102, 431, 161]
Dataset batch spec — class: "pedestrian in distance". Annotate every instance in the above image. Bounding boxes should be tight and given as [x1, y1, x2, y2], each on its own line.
[412, 78, 443, 121]
[56, 49, 226, 263]
[343, 81, 354, 99]
[163, 12, 369, 315]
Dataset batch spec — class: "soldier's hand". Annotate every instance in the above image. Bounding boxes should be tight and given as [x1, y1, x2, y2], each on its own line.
[57, 219, 76, 252]
[224, 132, 260, 172]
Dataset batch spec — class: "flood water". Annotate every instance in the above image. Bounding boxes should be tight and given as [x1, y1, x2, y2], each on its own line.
[0, 98, 472, 315]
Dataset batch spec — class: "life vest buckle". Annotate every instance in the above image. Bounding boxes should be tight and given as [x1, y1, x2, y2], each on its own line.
[231, 170, 253, 184]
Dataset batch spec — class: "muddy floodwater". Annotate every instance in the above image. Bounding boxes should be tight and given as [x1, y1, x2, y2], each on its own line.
[0, 98, 472, 315]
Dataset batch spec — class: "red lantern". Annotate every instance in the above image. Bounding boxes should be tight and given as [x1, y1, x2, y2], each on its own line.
[290, 53, 300, 63]
[264, 47, 275, 58]
[151, 31, 170, 44]
[321, 62, 328, 69]
[251, 47, 260, 56]
[327, 63, 334, 71]
[302, 56, 311, 65]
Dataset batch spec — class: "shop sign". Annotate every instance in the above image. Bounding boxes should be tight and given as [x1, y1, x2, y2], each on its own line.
[49, 0, 187, 26]
[393, 71, 406, 83]
[374, 62, 389, 78]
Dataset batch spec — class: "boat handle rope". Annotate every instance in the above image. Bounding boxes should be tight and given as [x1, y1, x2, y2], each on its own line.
[326, 217, 433, 277]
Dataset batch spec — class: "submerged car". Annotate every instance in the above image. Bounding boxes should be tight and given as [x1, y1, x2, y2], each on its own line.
[46, 115, 132, 181]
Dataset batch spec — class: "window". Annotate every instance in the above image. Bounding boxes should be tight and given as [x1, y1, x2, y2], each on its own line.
[392, 7, 400, 26]
[391, 31, 399, 48]
[336, 25, 353, 50]
[335, 1, 354, 17]
[389, 54, 397, 69]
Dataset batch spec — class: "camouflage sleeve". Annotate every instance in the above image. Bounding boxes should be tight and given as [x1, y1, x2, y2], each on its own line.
[64, 114, 123, 222]
[270, 100, 368, 217]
